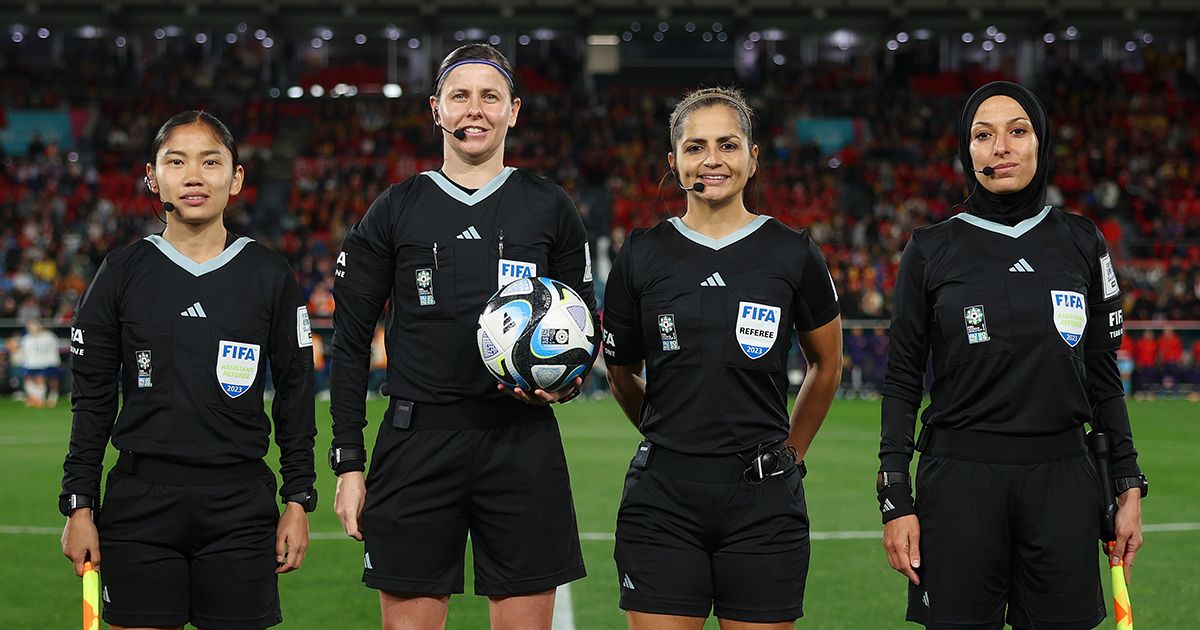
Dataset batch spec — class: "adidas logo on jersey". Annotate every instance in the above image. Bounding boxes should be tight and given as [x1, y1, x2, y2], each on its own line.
[180, 302, 208, 318]
[364, 553, 374, 570]
[621, 574, 636, 590]
[1008, 258, 1035, 272]
[700, 272, 727, 287]
[456, 226, 482, 240]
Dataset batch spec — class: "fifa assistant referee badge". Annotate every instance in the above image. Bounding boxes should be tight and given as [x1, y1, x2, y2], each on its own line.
[282, 488, 318, 513]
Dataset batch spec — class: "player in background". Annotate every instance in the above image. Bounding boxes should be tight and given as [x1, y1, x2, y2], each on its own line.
[329, 43, 595, 629]
[60, 111, 316, 630]
[603, 87, 843, 629]
[20, 318, 63, 407]
[878, 81, 1146, 629]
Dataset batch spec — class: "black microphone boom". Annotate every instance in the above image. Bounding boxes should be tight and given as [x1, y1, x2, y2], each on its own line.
[163, 202, 176, 213]
[679, 180, 705, 193]
[435, 122, 467, 141]
[976, 166, 995, 177]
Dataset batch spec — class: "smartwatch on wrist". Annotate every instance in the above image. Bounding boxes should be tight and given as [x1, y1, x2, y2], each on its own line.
[59, 494, 95, 517]
[328, 446, 366, 473]
[282, 488, 318, 513]
[876, 471, 911, 493]
[1114, 474, 1149, 498]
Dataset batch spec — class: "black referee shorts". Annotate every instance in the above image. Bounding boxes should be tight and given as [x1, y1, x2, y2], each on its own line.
[361, 399, 585, 597]
[97, 454, 281, 630]
[907, 454, 1106, 629]
[613, 443, 810, 623]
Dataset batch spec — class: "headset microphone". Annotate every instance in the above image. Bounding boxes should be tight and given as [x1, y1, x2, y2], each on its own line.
[162, 201, 176, 213]
[434, 119, 467, 141]
[956, 166, 995, 211]
[144, 176, 172, 223]
[669, 167, 705, 193]
[976, 166, 995, 177]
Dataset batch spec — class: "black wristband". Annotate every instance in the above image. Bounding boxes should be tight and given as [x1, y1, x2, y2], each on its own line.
[328, 446, 367, 474]
[878, 483, 916, 524]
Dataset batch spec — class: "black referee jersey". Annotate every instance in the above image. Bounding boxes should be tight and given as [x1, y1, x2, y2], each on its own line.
[330, 167, 597, 450]
[603, 216, 839, 456]
[61, 233, 317, 500]
[880, 207, 1142, 476]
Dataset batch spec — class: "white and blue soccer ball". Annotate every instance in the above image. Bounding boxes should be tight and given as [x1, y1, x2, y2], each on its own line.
[477, 277, 596, 392]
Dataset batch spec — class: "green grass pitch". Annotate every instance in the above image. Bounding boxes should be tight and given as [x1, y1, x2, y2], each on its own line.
[2, 397, 1197, 628]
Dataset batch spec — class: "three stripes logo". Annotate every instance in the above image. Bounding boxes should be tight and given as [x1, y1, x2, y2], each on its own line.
[456, 226, 482, 240]
[699, 272, 727, 287]
[882, 499, 896, 512]
[180, 302, 207, 318]
[1008, 258, 1035, 273]
[621, 574, 636, 590]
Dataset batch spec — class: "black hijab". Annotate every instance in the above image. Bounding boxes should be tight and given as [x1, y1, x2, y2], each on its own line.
[958, 81, 1051, 226]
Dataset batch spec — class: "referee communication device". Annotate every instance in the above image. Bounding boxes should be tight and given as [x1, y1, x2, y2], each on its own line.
[477, 277, 596, 392]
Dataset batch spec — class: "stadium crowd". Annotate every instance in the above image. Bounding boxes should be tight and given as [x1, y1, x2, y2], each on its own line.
[2, 37, 1199, 396]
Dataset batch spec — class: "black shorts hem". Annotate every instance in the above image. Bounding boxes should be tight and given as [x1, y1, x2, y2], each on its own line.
[191, 612, 282, 630]
[364, 573, 464, 596]
[619, 598, 711, 619]
[713, 604, 804, 624]
[1007, 607, 1106, 630]
[103, 610, 188, 628]
[474, 564, 587, 597]
[905, 615, 1003, 630]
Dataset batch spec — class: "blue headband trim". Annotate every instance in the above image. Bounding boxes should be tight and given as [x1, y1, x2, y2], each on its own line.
[436, 59, 514, 90]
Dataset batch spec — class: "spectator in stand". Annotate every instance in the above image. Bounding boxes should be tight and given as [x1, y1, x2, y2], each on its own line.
[1158, 327, 1184, 390]
[845, 327, 869, 397]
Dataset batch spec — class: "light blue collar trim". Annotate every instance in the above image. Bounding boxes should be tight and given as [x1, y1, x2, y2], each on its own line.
[668, 215, 770, 250]
[144, 234, 253, 277]
[953, 205, 1052, 238]
[421, 167, 516, 207]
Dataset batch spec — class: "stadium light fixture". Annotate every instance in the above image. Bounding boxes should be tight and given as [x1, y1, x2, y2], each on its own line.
[587, 35, 619, 45]
[1043, 33, 1055, 43]
[115, 35, 127, 47]
[961, 32, 974, 43]
[262, 37, 274, 48]
[254, 29, 267, 40]
[37, 27, 49, 38]
[982, 40, 995, 51]
[194, 33, 207, 44]
[408, 37, 420, 48]
[886, 39, 899, 51]
[287, 86, 303, 98]
[226, 33, 237, 44]
[382, 83, 403, 98]
[896, 31, 909, 43]
[310, 85, 325, 97]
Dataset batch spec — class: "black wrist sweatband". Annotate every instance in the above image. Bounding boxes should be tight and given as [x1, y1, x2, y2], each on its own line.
[878, 483, 916, 524]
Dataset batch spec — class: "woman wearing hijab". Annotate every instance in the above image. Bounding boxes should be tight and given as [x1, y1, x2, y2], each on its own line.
[876, 81, 1146, 629]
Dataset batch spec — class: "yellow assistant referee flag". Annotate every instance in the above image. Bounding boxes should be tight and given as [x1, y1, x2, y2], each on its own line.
[82, 561, 99, 630]
[1107, 542, 1133, 630]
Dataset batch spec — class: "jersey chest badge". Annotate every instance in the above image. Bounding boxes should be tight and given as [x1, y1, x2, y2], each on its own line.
[136, 350, 152, 387]
[498, 258, 537, 290]
[736, 301, 781, 359]
[658, 314, 679, 351]
[1051, 290, 1087, 347]
[964, 305, 990, 344]
[416, 268, 435, 306]
[216, 340, 260, 399]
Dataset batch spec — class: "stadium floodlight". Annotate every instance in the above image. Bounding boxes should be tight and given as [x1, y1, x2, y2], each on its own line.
[887, 40, 899, 51]
[194, 33, 207, 44]
[310, 85, 325, 97]
[1043, 33, 1056, 44]
[226, 33, 237, 44]
[287, 86, 303, 98]
[382, 83, 403, 98]
[115, 36, 127, 47]
[897, 31, 909, 43]
[254, 29, 267, 40]
[772, 53, 786, 65]
[355, 33, 366, 44]
[982, 40, 995, 51]
[520, 34, 533, 45]
[408, 38, 420, 49]
[961, 32, 974, 43]
[262, 37, 274, 48]
[994, 32, 1007, 43]
[587, 35, 619, 46]
[37, 28, 49, 38]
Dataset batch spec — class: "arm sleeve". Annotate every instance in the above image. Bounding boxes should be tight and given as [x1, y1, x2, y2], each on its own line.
[791, 233, 840, 333]
[61, 258, 122, 499]
[879, 237, 930, 473]
[601, 237, 644, 366]
[329, 186, 399, 455]
[1084, 226, 1141, 477]
[549, 186, 601, 378]
[268, 266, 317, 498]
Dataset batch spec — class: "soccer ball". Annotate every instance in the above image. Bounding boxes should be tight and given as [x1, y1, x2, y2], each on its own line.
[477, 277, 596, 392]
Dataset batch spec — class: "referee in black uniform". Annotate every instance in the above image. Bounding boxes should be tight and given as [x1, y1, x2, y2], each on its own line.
[604, 87, 842, 628]
[329, 44, 594, 629]
[878, 81, 1146, 629]
[60, 111, 317, 630]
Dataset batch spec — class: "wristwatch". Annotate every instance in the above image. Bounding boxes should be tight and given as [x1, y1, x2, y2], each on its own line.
[876, 471, 911, 493]
[328, 446, 367, 473]
[59, 494, 95, 517]
[1114, 474, 1149, 498]
[282, 488, 318, 513]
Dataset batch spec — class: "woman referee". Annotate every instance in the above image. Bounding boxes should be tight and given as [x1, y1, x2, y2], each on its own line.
[603, 87, 843, 628]
[60, 111, 317, 630]
[878, 81, 1146, 629]
[329, 44, 594, 629]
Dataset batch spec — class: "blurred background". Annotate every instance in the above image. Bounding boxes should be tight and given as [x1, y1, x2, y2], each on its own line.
[2, 0, 1198, 402]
